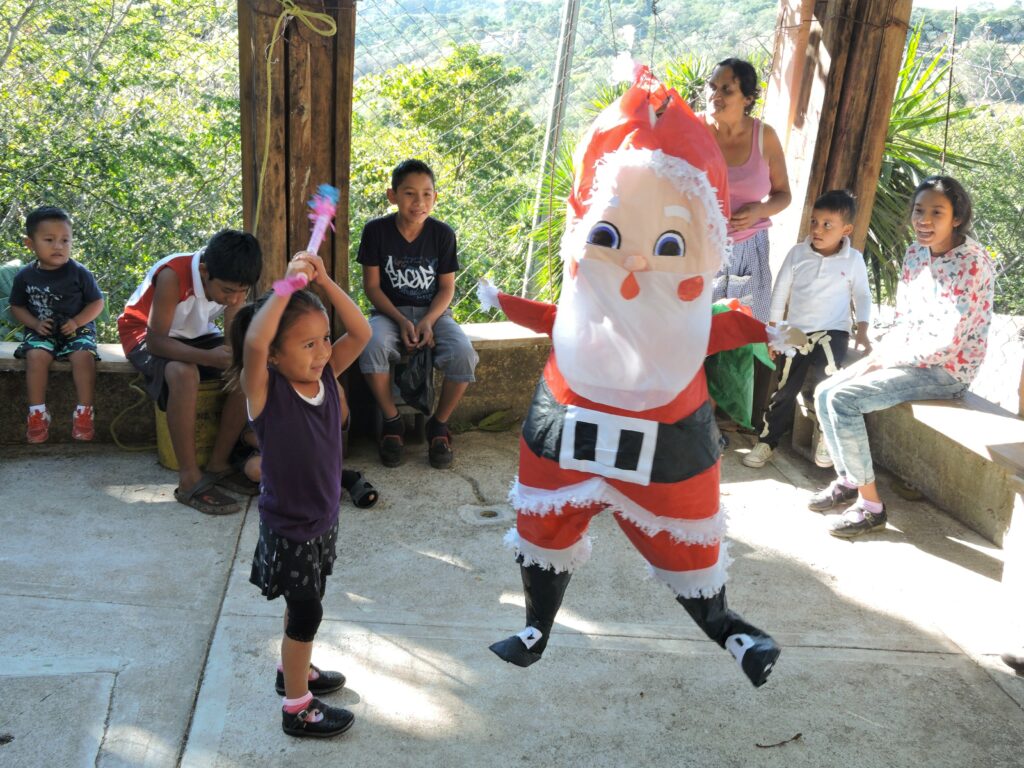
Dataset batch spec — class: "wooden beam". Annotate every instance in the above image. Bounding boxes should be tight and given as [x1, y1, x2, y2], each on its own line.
[765, 0, 913, 259]
[238, 0, 354, 298]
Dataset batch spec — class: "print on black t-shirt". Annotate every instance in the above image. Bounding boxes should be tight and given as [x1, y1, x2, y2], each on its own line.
[357, 214, 459, 309]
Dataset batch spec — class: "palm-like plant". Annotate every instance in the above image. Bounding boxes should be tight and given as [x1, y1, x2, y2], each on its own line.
[867, 22, 984, 301]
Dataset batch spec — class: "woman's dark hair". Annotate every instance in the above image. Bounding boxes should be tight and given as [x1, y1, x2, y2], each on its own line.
[912, 175, 973, 236]
[715, 58, 760, 115]
[225, 288, 327, 390]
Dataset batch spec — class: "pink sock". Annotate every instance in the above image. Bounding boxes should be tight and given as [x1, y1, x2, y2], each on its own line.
[283, 692, 323, 723]
[859, 497, 884, 514]
[282, 691, 313, 714]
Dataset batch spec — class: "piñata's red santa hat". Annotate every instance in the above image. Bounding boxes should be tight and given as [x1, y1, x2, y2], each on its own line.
[567, 65, 729, 228]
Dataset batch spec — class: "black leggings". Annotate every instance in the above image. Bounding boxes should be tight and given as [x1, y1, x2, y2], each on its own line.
[284, 596, 323, 643]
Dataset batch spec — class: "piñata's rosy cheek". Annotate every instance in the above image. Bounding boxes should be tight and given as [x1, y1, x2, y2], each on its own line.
[677, 276, 703, 301]
[620, 272, 640, 300]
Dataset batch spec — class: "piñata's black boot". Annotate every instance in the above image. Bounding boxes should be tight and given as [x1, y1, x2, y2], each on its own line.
[489, 563, 572, 667]
[677, 586, 780, 687]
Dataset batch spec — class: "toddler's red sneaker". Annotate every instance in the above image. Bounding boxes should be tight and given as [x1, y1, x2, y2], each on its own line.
[72, 407, 95, 441]
[27, 410, 51, 444]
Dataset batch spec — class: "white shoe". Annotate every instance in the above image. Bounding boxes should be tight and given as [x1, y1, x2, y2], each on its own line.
[742, 442, 773, 468]
[814, 437, 833, 468]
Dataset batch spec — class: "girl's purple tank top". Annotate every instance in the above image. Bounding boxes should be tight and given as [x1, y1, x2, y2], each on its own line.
[728, 118, 772, 244]
[252, 366, 342, 541]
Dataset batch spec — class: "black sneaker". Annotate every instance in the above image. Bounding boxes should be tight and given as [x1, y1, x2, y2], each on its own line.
[275, 665, 346, 696]
[281, 697, 354, 738]
[379, 434, 404, 467]
[807, 480, 859, 512]
[428, 434, 453, 469]
[828, 503, 887, 538]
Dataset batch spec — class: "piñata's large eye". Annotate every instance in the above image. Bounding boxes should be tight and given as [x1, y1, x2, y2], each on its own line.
[654, 231, 685, 257]
[586, 221, 621, 249]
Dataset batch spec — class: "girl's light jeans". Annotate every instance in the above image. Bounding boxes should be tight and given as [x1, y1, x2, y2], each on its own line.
[814, 363, 966, 486]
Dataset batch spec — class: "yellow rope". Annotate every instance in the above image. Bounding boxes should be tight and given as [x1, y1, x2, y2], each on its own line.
[252, 1, 338, 232]
[109, 374, 157, 451]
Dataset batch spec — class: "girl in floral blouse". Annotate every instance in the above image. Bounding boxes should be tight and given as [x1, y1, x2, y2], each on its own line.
[807, 176, 994, 538]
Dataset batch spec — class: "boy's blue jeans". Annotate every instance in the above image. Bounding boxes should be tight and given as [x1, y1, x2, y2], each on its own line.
[815, 363, 966, 487]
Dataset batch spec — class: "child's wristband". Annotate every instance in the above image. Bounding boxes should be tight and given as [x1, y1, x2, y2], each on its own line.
[273, 273, 309, 297]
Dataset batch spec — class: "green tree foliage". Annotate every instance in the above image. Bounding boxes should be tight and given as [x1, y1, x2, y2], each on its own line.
[0, 1, 241, 342]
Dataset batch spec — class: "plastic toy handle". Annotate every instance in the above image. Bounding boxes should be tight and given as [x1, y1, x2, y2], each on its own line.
[273, 273, 309, 297]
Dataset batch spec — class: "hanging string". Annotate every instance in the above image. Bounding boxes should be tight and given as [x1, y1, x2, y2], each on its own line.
[648, 0, 660, 72]
[252, 1, 337, 232]
[940, 7, 958, 172]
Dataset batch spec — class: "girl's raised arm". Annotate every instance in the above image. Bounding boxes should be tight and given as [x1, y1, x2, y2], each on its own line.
[241, 259, 315, 419]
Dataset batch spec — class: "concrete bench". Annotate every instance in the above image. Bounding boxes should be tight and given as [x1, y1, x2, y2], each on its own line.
[791, 355, 1024, 546]
[0, 322, 552, 447]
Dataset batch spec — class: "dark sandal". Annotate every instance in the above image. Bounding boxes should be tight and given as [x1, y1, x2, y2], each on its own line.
[379, 434, 404, 468]
[344, 471, 378, 509]
[212, 466, 260, 496]
[174, 474, 241, 516]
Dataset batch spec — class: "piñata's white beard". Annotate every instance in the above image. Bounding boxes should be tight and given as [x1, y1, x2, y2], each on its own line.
[551, 257, 712, 411]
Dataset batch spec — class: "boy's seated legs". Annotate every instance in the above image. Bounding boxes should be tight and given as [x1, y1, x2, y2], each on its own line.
[68, 349, 97, 440]
[23, 348, 54, 442]
[360, 313, 406, 466]
[127, 333, 241, 514]
[425, 310, 478, 468]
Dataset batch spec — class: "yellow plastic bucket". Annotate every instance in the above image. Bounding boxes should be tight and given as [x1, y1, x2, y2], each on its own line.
[155, 379, 227, 470]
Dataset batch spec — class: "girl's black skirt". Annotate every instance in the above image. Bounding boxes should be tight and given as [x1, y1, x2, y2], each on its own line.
[250, 518, 338, 601]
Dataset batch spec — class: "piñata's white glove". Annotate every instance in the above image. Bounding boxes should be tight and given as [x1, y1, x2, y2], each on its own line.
[766, 322, 807, 358]
[477, 278, 501, 311]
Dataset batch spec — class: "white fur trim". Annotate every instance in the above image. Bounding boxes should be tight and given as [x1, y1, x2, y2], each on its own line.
[477, 278, 501, 311]
[509, 479, 727, 546]
[647, 541, 732, 598]
[503, 527, 592, 573]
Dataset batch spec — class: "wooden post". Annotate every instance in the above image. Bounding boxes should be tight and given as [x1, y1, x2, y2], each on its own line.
[238, 0, 355, 298]
[764, 0, 913, 259]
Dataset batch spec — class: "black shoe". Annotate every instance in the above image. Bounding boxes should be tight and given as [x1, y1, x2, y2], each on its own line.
[808, 480, 859, 511]
[275, 665, 346, 696]
[281, 698, 354, 738]
[379, 434, 404, 467]
[428, 434, 453, 469]
[828, 503, 887, 538]
[489, 631, 545, 667]
[727, 633, 781, 688]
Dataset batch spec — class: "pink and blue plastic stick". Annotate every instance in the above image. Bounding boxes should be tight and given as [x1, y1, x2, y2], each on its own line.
[306, 183, 340, 255]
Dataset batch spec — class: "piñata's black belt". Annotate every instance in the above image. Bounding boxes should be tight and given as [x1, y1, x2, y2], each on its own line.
[522, 378, 721, 485]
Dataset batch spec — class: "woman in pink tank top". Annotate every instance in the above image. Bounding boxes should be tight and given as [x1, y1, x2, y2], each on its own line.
[700, 57, 791, 323]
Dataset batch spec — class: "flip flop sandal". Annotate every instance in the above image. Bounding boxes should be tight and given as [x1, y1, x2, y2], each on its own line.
[174, 473, 241, 516]
[345, 471, 378, 509]
[212, 465, 260, 496]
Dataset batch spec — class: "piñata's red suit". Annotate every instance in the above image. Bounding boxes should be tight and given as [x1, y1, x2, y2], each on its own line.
[485, 68, 781, 686]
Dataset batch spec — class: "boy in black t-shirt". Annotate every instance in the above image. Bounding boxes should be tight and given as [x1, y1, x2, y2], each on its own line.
[10, 206, 105, 443]
[357, 159, 478, 468]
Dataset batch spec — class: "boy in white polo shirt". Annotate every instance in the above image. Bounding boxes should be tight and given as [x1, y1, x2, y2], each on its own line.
[743, 190, 871, 468]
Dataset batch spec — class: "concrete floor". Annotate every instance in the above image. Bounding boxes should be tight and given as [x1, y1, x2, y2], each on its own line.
[1, 431, 1022, 767]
